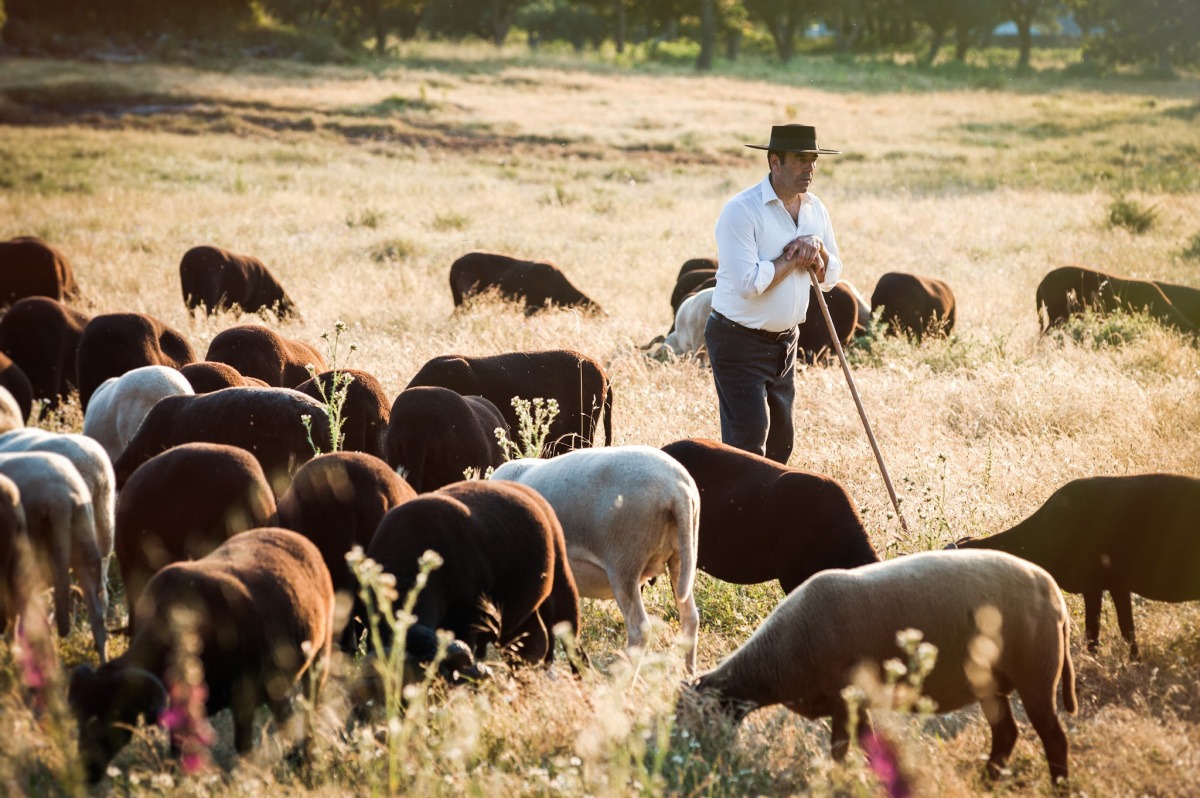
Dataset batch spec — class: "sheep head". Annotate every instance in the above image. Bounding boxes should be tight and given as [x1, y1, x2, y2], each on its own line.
[68, 664, 168, 784]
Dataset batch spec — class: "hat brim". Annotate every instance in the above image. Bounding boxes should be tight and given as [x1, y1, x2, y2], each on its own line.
[746, 144, 841, 154]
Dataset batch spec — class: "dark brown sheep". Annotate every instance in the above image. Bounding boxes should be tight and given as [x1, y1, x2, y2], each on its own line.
[797, 282, 859, 364]
[870, 271, 956, 341]
[675, 257, 717, 283]
[660, 438, 879, 593]
[406, 350, 612, 457]
[0, 354, 33, 423]
[1036, 265, 1197, 334]
[385, 386, 507, 493]
[114, 443, 276, 631]
[0, 296, 89, 409]
[111, 387, 331, 498]
[952, 473, 1200, 659]
[0, 236, 81, 305]
[296, 368, 390, 459]
[205, 324, 326, 388]
[68, 528, 334, 783]
[361, 480, 581, 676]
[179, 244, 298, 319]
[76, 312, 196, 411]
[449, 251, 603, 315]
[1154, 280, 1200, 328]
[670, 268, 717, 317]
[272, 451, 416, 604]
[179, 361, 268, 393]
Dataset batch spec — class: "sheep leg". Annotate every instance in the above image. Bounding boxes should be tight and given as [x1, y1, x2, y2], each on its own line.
[984, 695, 1019, 779]
[668, 553, 700, 676]
[1083, 590, 1103, 653]
[610, 573, 653, 657]
[1024, 691, 1070, 787]
[1110, 586, 1139, 659]
[72, 539, 108, 663]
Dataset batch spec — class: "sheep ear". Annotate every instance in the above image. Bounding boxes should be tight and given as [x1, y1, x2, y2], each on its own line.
[67, 664, 97, 709]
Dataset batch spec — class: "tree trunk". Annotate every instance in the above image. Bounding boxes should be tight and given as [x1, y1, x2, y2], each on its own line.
[1157, 43, 1173, 74]
[926, 28, 945, 64]
[1016, 18, 1032, 70]
[954, 26, 971, 61]
[725, 27, 742, 61]
[773, 20, 795, 62]
[615, 2, 626, 54]
[696, 0, 715, 70]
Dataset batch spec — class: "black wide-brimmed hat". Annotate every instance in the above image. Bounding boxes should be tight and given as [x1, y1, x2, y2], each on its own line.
[746, 124, 840, 155]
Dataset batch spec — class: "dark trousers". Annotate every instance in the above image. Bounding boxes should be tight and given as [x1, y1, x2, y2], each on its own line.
[704, 313, 799, 464]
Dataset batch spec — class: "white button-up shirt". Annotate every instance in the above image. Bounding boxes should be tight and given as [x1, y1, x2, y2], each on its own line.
[712, 174, 843, 333]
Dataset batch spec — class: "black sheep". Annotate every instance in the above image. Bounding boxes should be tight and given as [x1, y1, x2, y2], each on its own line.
[449, 251, 603, 315]
[179, 244, 298, 319]
[0, 297, 89, 409]
[297, 368, 390, 459]
[76, 312, 196, 410]
[385, 386, 507, 492]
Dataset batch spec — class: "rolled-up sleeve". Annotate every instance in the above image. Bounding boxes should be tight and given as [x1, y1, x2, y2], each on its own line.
[715, 201, 774, 299]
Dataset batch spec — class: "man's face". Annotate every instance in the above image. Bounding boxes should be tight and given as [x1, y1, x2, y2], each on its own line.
[771, 152, 818, 197]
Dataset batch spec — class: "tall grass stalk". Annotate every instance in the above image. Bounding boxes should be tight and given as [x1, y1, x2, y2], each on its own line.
[301, 320, 358, 455]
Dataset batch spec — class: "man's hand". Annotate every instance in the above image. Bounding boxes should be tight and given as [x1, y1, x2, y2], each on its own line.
[784, 235, 828, 282]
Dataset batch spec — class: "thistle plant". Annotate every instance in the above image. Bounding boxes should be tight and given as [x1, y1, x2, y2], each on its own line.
[495, 396, 560, 460]
[158, 608, 216, 776]
[301, 320, 358, 455]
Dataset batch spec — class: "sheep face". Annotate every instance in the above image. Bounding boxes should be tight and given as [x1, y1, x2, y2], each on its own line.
[69, 665, 168, 783]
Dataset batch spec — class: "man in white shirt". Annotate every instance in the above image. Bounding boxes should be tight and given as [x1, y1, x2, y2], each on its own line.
[707, 124, 843, 464]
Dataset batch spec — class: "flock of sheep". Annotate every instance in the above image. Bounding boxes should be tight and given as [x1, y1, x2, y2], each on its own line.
[1, 235, 1199, 790]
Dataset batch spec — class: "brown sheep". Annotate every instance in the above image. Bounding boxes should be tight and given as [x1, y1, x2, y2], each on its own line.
[0, 236, 81, 305]
[114, 443, 276, 631]
[0, 296, 89, 410]
[179, 244, 298, 319]
[296, 368, 390, 459]
[68, 528, 335, 783]
[111, 387, 331, 498]
[871, 271, 956, 341]
[797, 282, 859, 364]
[405, 350, 612, 457]
[385, 386, 508, 493]
[1154, 279, 1200, 328]
[205, 324, 326, 388]
[76, 312, 196, 411]
[661, 438, 878, 593]
[360, 480, 581, 677]
[1036, 265, 1197, 334]
[179, 361, 268, 393]
[449, 251, 603, 315]
[670, 268, 717, 318]
[675, 256, 717, 283]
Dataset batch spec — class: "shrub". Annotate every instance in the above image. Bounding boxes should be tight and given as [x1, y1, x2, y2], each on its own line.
[1181, 232, 1200, 260]
[1107, 196, 1157, 234]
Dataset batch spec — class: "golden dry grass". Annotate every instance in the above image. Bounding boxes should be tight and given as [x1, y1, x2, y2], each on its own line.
[1, 49, 1199, 796]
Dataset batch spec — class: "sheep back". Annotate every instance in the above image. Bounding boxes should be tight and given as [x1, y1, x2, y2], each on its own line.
[179, 245, 297, 319]
[385, 386, 507, 492]
[296, 368, 390, 459]
[0, 296, 89, 409]
[76, 312, 196, 411]
[205, 324, 326, 388]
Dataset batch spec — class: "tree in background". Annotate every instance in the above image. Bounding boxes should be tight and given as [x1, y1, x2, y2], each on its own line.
[1065, 0, 1199, 72]
[743, 0, 813, 61]
[697, 0, 715, 69]
[1000, 0, 1059, 69]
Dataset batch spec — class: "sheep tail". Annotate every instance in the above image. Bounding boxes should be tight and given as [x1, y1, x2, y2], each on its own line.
[1060, 613, 1077, 715]
[603, 384, 613, 446]
[673, 489, 699, 603]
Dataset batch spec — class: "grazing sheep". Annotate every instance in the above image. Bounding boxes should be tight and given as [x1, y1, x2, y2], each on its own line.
[1036, 265, 1197, 334]
[0, 387, 23, 435]
[952, 473, 1200, 659]
[179, 244, 299, 319]
[83, 365, 195, 463]
[662, 287, 714, 362]
[385, 386, 508, 493]
[76, 312, 196, 411]
[492, 445, 701, 673]
[675, 257, 717, 282]
[406, 350, 612, 456]
[797, 282, 859, 364]
[362, 480, 581, 677]
[682, 549, 1076, 787]
[273, 451, 416, 602]
[0, 429, 116, 560]
[0, 353, 33, 423]
[0, 235, 81, 304]
[661, 438, 878, 593]
[670, 268, 717, 319]
[205, 324, 326, 388]
[68, 528, 335, 783]
[114, 443, 276, 630]
[0, 473, 28, 631]
[1154, 279, 1200, 328]
[449, 251, 603, 315]
[296, 368, 390, 459]
[842, 279, 873, 337]
[0, 296, 89, 410]
[179, 361, 267, 393]
[871, 271, 957, 341]
[111, 387, 331, 498]
[0, 452, 107, 661]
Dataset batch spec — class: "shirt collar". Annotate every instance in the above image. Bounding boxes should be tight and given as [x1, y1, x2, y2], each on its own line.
[759, 174, 812, 208]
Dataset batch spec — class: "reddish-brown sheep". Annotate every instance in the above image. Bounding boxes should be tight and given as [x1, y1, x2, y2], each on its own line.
[406, 350, 612, 457]
[179, 361, 268, 393]
[0, 297, 89, 409]
[76, 312, 196, 410]
[661, 438, 878, 593]
[449, 251, 603, 315]
[296, 368, 390, 459]
[179, 244, 298, 319]
[871, 271, 957, 341]
[205, 324, 326, 388]
[1036, 265, 1197, 334]
[0, 236, 81, 305]
[385, 386, 507, 492]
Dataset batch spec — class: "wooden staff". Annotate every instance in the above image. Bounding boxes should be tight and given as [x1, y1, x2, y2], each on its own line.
[808, 267, 911, 536]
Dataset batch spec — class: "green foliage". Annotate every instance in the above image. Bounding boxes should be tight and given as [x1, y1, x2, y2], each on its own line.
[430, 211, 470, 231]
[1107, 195, 1158, 233]
[495, 396, 560, 460]
[346, 206, 383, 229]
[517, 0, 606, 51]
[1182, 232, 1200, 260]
[1066, 0, 1200, 71]
[1053, 307, 1160, 348]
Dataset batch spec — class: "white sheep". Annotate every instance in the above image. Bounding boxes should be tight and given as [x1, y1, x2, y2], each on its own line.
[0, 472, 29, 630]
[663, 287, 714, 362]
[0, 386, 23, 435]
[492, 445, 701, 673]
[682, 549, 1076, 787]
[83, 365, 194, 462]
[0, 429, 116, 560]
[0, 452, 107, 662]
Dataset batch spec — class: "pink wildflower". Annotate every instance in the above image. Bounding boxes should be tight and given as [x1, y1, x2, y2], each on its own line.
[861, 731, 912, 798]
[159, 678, 216, 775]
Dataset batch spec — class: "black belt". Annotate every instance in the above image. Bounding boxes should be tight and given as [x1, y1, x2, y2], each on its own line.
[709, 310, 795, 343]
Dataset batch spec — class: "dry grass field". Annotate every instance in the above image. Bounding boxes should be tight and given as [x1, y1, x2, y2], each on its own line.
[1, 44, 1199, 796]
